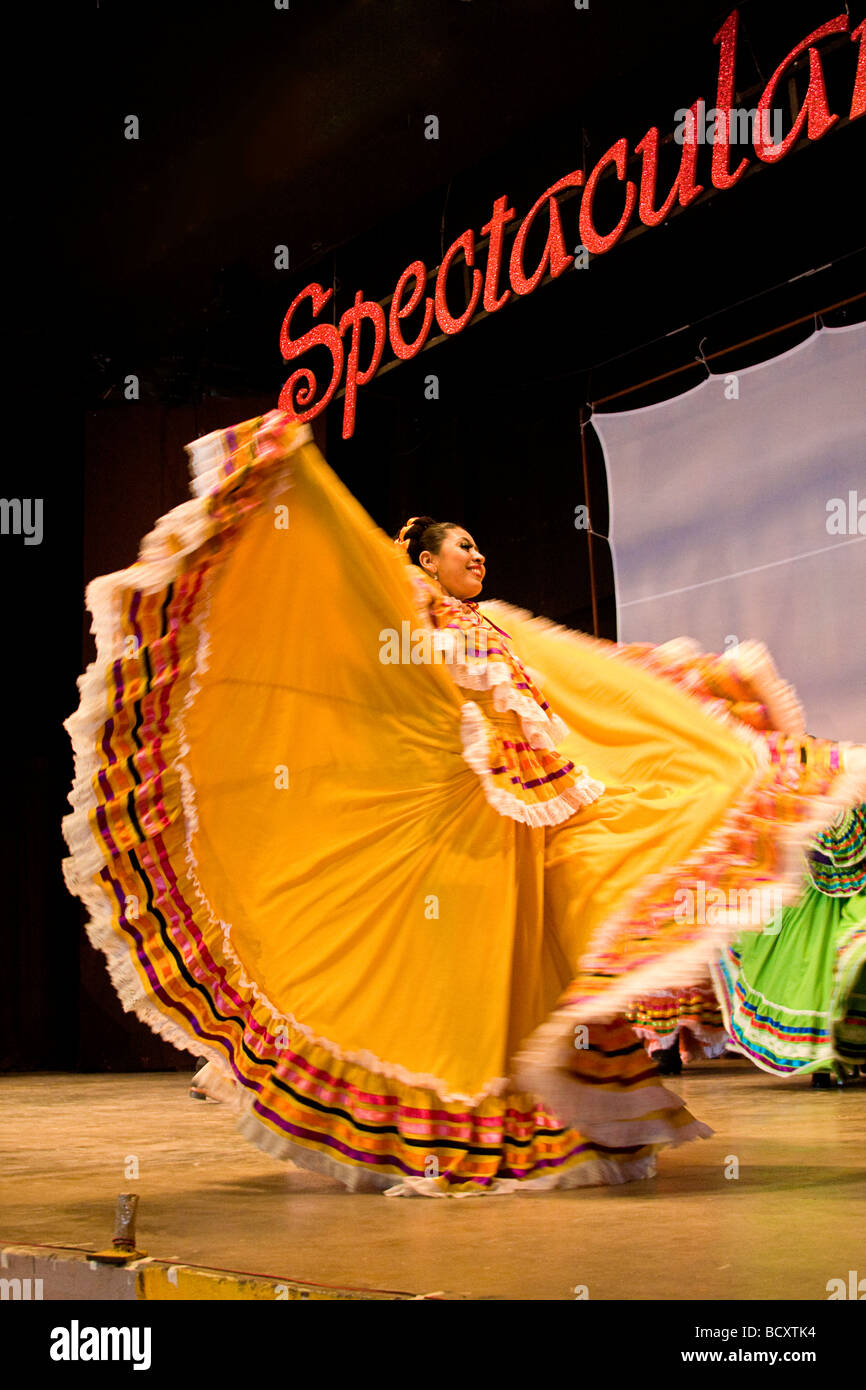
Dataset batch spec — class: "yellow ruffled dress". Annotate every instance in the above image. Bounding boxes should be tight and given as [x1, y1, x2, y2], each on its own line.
[62, 412, 866, 1195]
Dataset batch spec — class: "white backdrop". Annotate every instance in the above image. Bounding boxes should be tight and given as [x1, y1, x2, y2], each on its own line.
[592, 322, 866, 742]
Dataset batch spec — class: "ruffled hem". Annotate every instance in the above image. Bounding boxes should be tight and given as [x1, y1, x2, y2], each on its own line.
[234, 1114, 663, 1197]
[711, 897, 866, 1074]
[459, 701, 605, 828]
[207, 1035, 678, 1196]
[632, 1025, 730, 1062]
[626, 987, 728, 1060]
[380, 1152, 659, 1197]
[710, 952, 838, 1075]
[232, 1084, 670, 1196]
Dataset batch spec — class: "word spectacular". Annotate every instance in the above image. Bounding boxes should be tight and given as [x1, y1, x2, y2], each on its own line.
[279, 8, 865, 439]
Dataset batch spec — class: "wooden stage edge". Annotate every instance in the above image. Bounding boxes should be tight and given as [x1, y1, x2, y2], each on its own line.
[0, 1243, 438, 1302]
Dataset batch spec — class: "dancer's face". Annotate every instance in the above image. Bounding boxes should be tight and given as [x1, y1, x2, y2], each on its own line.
[421, 527, 486, 600]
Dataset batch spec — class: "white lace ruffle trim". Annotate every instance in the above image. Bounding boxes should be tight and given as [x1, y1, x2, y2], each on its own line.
[425, 621, 572, 754]
[459, 700, 605, 828]
[234, 1101, 665, 1196]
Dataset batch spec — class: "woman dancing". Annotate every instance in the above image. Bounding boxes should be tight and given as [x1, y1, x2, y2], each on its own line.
[62, 412, 866, 1195]
[626, 807, 866, 1081]
[625, 985, 728, 1076]
[712, 805, 866, 1085]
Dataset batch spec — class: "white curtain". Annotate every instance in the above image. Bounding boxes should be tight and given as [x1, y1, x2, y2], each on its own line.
[592, 322, 866, 742]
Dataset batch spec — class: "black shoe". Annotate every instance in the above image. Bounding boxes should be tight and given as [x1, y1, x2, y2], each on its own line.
[656, 1041, 683, 1076]
[811, 1071, 835, 1089]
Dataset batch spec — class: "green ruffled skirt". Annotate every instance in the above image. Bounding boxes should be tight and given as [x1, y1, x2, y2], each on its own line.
[712, 883, 866, 1075]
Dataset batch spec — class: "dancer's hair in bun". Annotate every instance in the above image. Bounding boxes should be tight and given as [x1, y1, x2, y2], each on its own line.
[394, 516, 459, 568]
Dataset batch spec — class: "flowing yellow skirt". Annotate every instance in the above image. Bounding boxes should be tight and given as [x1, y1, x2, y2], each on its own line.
[62, 413, 866, 1194]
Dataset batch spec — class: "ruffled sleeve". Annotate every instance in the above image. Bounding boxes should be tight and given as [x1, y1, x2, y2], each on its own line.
[406, 564, 605, 826]
[808, 803, 866, 895]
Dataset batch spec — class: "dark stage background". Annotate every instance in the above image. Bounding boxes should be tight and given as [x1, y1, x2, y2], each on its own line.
[2, 0, 864, 1070]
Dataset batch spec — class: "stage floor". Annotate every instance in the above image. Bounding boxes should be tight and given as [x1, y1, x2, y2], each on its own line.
[2, 1060, 864, 1301]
